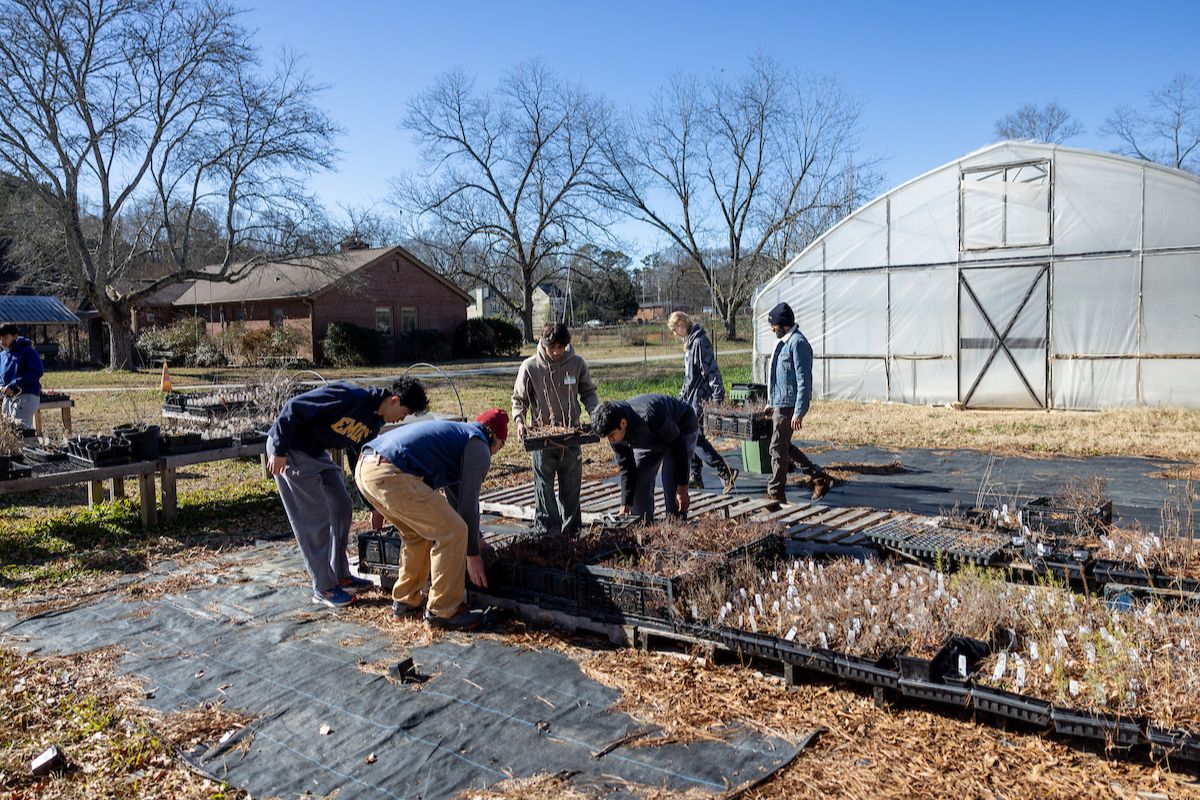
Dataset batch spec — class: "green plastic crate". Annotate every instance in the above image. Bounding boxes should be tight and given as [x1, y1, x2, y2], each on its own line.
[740, 436, 771, 474]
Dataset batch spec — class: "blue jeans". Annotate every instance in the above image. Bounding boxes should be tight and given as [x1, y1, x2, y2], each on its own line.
[531, 444, 583, 536]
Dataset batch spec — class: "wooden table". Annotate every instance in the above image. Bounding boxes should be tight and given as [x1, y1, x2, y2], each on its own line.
[158, 442, 268, 523]
[0, 460, 160, 527]
[34, 396, 74, 438]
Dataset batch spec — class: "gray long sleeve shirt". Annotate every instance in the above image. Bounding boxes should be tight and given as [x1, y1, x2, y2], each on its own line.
[444, 437, 492, 556]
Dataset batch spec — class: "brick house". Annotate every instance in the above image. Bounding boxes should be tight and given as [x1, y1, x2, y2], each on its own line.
[136, 243, 470, 363]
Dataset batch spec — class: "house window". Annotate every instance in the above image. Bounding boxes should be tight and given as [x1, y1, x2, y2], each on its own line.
[399, 307, 418, 333]
[960, 160, 1051, 250]
[144, 311, 156, 324]
[271, 307, 284, 328]
[375, 306, 393, 335]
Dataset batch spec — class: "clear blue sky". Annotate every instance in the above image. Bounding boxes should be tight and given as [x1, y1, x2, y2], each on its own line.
[242, 0, 1199, 260]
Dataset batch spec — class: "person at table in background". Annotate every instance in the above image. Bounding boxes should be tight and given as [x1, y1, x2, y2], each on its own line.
[591, 394, 698, 524]
[0, 324, 44, 430]
[267, 378, 428, 608]
[355, 409, 508, 631]
[512, 322, 599, 538]
[765, 302, 833, 504]
[668, 311, 738, 495]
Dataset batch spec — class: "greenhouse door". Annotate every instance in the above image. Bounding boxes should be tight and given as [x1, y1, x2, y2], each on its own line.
[958, 265, 1048, 409]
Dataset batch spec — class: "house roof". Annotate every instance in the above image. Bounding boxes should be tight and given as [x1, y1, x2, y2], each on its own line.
[164, 245, 471, 307]
[0, 295, 81, 325]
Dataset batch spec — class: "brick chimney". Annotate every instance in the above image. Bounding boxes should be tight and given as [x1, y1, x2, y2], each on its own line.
[338, 235, 369, 252]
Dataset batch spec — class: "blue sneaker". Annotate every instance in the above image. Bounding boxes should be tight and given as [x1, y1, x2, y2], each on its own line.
[311, 587, 356, 608]
[339, 575, 374, 593]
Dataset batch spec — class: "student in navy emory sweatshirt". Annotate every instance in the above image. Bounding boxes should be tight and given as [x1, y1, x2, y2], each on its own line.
[266, 378, 428, 608]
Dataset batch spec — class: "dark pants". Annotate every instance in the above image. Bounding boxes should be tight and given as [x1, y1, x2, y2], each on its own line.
[690, 431, 733, 485]
[630, 431, 699, 523]
[768, 406, 826, 499]
[531, 444, 583, 537]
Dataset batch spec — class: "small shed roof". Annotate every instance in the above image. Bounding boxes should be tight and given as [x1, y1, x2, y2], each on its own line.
[0, 295, 81, 325]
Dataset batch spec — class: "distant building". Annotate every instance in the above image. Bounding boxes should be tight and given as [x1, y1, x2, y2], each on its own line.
[467, 281, 568, 331]
[138, 242, 470, 363]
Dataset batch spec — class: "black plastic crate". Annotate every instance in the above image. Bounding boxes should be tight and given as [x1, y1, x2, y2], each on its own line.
[65, 436, 132, 467]
[1092, 559, 1154, 588]
[198, 436, 234, 450]
[357, 531, 403, 573]
[234, 430, 269, 446]
[160, 432, 205, 455]
[971, 685, 1052, 728]
[1050, 707, 1143, 748]
[1022, 496, 1113, 537]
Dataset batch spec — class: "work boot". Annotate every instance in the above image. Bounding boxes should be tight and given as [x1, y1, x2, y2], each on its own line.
[811, 476, 833, 502]
[688, 474, 705, 490]
[392, 601, 424, 619]
[766, 491, 787, 504]
[721, 469, 739, 495]
[425, 605, 488, 631]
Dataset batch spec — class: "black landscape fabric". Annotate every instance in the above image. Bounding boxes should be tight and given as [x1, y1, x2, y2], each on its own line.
[1, 542, 804, 799]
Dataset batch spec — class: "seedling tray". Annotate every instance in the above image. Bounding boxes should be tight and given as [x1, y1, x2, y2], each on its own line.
[1093, 558, 1200, 595]
[1022, 496, 1113, 537]
[160, 433, 205, 455]
[971, 685, 1052, 728]
[0, 465, 33, 480]
[704, 410, 771, 441]
[65, 436, 133, 467]
[234, 431, 269, 446]
[357, 530, 403, 575]
[576, 562, 677, 624]
[898, 677, 972, 709]
[522, 427, 600, 452]
[198, 436, 234, 450]
[489, 557, 579, 613]
[1050, 706, 1143, 748]
[1147, 727, 1200, 763]
[21, 445, 68, 464]
[865, 517, 1010, 566]
[835, 653, 900, 690]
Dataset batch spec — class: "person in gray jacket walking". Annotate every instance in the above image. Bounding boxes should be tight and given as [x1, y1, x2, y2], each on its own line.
[765, 302, 833, 503]
[668, 311, 737, 494]
[512, 322, 599, 537]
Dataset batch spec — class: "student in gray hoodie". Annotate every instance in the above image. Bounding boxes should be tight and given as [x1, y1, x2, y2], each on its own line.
[512, 323, 599, 536]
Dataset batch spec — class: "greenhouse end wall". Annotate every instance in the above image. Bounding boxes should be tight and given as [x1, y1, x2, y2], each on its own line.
[752, 142, 1200, 411]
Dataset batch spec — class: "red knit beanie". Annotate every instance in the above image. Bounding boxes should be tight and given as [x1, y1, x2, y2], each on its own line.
[475, 408, 508, 442]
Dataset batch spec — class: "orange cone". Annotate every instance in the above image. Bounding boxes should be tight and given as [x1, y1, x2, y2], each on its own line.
[160, 362, 172, 393]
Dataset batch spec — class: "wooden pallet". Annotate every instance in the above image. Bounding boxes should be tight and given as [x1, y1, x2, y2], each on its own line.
[479, 479, 781, 523]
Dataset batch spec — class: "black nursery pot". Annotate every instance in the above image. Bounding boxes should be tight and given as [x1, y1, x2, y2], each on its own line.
[0, 454, 11, 476]
[115, 424, 161, 460]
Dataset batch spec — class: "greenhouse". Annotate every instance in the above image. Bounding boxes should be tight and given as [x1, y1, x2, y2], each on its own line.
[751, 141, 1200, 409]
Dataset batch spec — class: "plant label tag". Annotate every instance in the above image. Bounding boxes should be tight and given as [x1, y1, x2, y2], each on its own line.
[957, 655, 967, 677]
[784, 626, 797, 642]
[563, 375, 577, 385]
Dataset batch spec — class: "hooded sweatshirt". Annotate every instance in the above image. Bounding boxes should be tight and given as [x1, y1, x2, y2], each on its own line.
[511, 342, 599, 429]
[679, 324, 724, 411]
[268, 381, 388, 458]
[0, 336, 43, 396]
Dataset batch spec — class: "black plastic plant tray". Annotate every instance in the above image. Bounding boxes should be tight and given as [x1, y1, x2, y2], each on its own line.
[898, 677, 972, 709]
[576, 562, 677, 624]
[22, 446, 68, 463]
[1022, 496, 1113, 537]
[1147, 727, 1200, 763]
[198, 436, 234, 450]
[897, 653, 937, 682]
[234, 431, 269, 446]
[522, 428, 601, 452]
[862, 516, 926, 548]
[716, 627, 783, 662]
[1050, 707, 1143, 748]
[836, 653, 900, 690]
[65, 436, 133, 467]
[0, 465, 33, 480]
[971, 685, 1053, 728]
[1032, 557, 1092, 584]
[724, 533, 785, 564]
[897, 529, 1010, 566]
[1092, 559, 1155, 588]
[489, 558, 579, 613]
[733, 413, 772, 440]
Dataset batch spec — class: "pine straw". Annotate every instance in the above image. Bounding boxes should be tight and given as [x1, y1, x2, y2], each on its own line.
[0, 645, 250, 799]
[824, 460, 910, 482]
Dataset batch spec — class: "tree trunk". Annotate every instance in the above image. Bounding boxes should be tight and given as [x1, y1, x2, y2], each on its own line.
[98, 300, 137, 371]
[724, 311, 738, 341]
[521, 281, 536, 343]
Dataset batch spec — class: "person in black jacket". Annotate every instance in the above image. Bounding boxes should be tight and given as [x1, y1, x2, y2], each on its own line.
[592, 394, 699, 523]
[668, 311, 737, 494]
[267, 378, 428, 608]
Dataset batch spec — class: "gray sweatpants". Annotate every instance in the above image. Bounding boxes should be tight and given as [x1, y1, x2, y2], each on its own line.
[2, 393, 39, 429]
[267, 442, 353, 593]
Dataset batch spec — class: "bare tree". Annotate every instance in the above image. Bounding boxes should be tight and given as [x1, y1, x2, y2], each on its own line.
[395, 60, 612, 341]
[994, 100, 1083, 144]
[1104, 72, 1200, 173]
[0, 0, 339, 368]
[598, 57, 877, 340]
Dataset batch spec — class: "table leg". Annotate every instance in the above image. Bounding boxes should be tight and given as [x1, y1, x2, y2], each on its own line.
[87, 480, 104, 506]
[138, 472, 157, 528]
[34, 409, 43, 437]
[111, 476, 125, 500]
[161, 466, 177, 524]
[61, 407, 72, 438]
[260, 452, 270, 479]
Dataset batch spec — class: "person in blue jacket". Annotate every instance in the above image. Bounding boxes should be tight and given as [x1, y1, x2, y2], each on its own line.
[592, 394, 699, 523]
[355, 409, 508, 631]
[0, 324, 45, 430]
[267, 378, 428, 608]
[765, 302, 832, 503]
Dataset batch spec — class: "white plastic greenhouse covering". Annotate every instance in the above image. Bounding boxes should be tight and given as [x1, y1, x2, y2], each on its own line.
[752, 141, 1200, 410]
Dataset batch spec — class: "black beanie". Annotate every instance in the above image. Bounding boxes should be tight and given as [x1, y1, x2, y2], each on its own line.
[767, 302, 795, 327]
